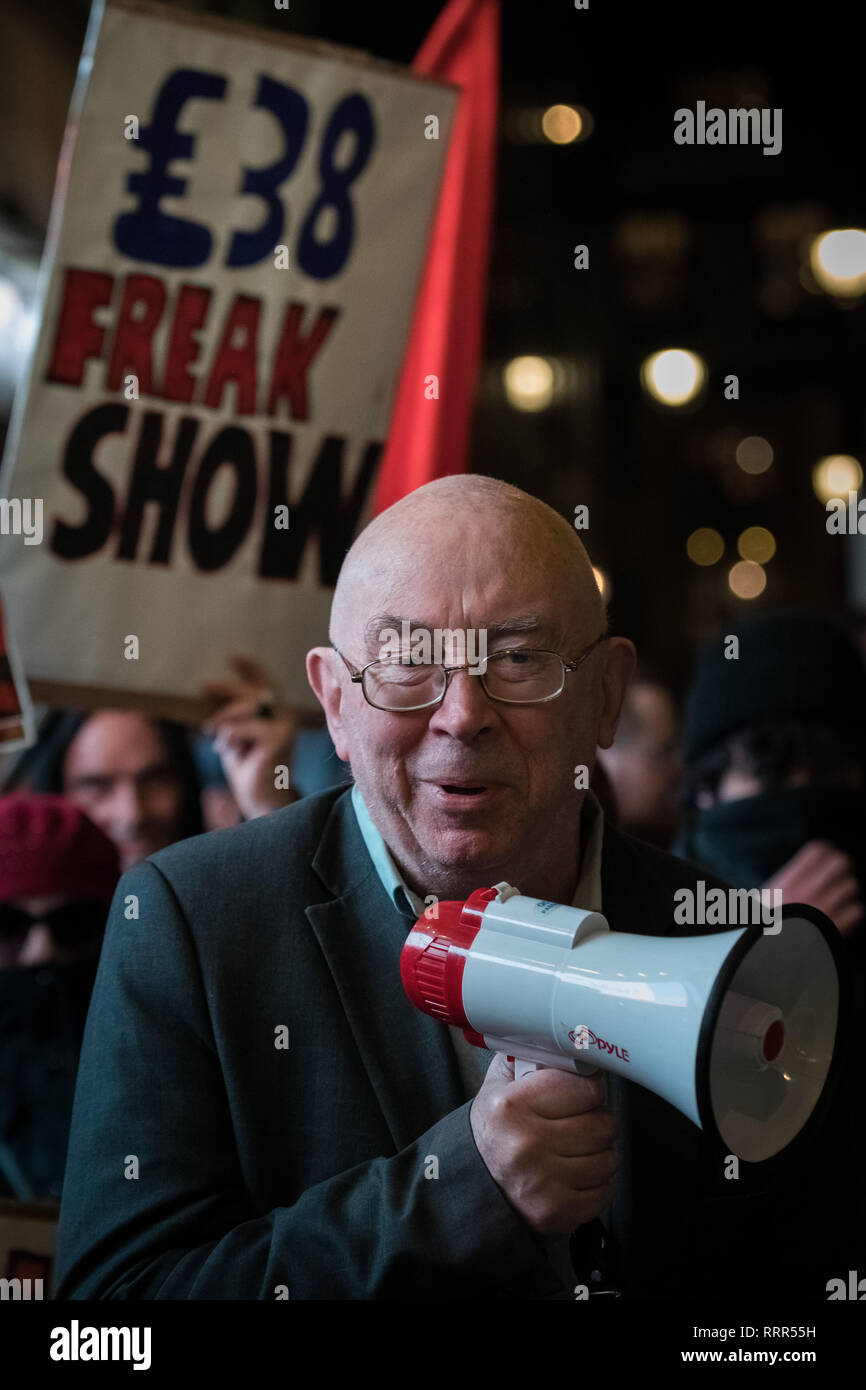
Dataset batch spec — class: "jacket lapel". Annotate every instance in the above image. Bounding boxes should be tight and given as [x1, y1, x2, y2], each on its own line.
[306, 790, 466, 1152]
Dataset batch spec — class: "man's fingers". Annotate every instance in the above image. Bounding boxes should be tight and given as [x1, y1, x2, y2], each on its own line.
[797, 848, 857, 896]
[483, 1053, 607, 1119]
[817, 874, 862, 916]
[767, 842, 860, 915]
[546, 1109, 618, 1159]
[511, 1067, 606, 1120]
[832, 900, 865, 934]
[543, 1148, 619, 1190]
[472, 1054, 620, 1237]
[788, 840, 836, 869]
[213, 719, 271, 752]
[213, 730, 251, 758]
[229, 654, 275, 686]
[768, 840, 836, 888]
[201, 655, 280, 711]
[205, 699, 296, 739]
[201, 679, 247, 703]
[206, 698, 262, 726]
[764, 839, 863, 936]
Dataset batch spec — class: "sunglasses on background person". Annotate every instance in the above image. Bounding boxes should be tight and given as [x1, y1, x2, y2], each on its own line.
[0, 900, 107, 953]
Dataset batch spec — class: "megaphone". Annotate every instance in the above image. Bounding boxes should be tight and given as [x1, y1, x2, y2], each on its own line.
[400, 883, 845, 1163]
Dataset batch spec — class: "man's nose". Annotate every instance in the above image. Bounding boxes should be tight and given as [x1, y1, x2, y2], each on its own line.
[428, 667, 496, 737]
[18, 924, 60, 966]
[107, 779, 148, 827]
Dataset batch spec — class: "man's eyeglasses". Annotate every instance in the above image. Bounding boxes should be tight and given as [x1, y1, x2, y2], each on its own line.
[0, 901, 107, 949]
[331, 636, 606, 712]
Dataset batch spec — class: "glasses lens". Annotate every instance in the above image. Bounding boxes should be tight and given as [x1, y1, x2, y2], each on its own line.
[365, 661, 445, 710]
[0, 904, 31, 943]
[483, 650, 564, 702]
[45, 901, 107, 947]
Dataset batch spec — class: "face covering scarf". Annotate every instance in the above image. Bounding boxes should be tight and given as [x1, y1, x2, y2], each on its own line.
[677, 784, 866, 892]
[0, 959, 98, 1199]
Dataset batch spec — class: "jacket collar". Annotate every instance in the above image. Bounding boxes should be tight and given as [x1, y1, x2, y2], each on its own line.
[307, 789, 465, 1150]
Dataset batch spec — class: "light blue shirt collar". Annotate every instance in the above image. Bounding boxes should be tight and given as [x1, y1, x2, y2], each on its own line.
[351, 783, 425, 919]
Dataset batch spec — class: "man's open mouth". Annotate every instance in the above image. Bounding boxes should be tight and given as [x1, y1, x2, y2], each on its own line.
[439, 783, 487, 795]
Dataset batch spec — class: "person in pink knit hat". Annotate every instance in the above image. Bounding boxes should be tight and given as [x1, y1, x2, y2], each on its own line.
[0, 794, 119, 1199]
[0, 793, 119, 969]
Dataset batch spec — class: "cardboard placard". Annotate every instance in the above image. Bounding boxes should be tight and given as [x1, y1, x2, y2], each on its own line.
[0, 0, 456, 719]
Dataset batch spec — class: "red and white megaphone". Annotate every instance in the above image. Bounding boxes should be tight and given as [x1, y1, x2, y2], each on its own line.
[400, 883, 845, 1163]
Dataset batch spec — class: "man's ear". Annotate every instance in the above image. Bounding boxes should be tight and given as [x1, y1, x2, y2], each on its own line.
[306, 647, 351, 763]
[596, 637, 637, 750]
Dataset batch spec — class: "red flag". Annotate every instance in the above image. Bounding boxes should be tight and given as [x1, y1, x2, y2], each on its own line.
[372, 0, 499, 514]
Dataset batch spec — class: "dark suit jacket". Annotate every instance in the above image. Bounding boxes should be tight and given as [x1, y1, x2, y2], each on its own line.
[54, 785, 863, 1300]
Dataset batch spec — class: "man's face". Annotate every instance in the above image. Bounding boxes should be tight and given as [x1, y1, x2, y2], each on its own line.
[310, 516, 633, 898]
[63, 713, 185, 870]
[601, 682, 681, 841]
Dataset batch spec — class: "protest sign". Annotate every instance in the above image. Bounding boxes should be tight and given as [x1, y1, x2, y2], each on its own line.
[0, 0, 456, 717]
[0, 591, 35, 750]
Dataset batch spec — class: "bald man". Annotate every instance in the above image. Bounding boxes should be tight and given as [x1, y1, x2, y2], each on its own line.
[54, 478, 854, 1301]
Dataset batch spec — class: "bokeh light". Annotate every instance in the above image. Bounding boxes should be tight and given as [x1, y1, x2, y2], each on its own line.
[728, 560, 767, 599]
[735, 435, 774, 474]
[812, 454, 863, 502]
[503, 355, 555, 411]
[686, 528, 725, 566]
[809, 229, 866, 298]
[737, 526, 776, 563]
[542, 104, 582, 144]
[641, 349, 706, 406]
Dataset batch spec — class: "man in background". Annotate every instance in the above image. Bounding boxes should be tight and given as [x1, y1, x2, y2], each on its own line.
[596, 666, 681, 849]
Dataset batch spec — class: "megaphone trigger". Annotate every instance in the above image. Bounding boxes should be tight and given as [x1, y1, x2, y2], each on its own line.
[514, 1058, 539, 1081]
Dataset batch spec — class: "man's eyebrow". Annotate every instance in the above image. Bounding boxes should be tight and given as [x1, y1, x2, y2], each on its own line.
[135, 761, 178, 781]
[364, 614, 411, 653]
[67, 762, 175, 786]
[484, 616, 548, 640]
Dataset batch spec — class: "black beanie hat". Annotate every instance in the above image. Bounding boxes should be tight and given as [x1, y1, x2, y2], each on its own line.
[682, 610, 866, 764]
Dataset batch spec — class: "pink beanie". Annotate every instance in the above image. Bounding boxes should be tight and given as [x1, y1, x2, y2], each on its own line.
[0, 793, 120, 903]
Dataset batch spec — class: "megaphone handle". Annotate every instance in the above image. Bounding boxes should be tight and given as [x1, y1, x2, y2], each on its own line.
[511, 1056, 604, 1082]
